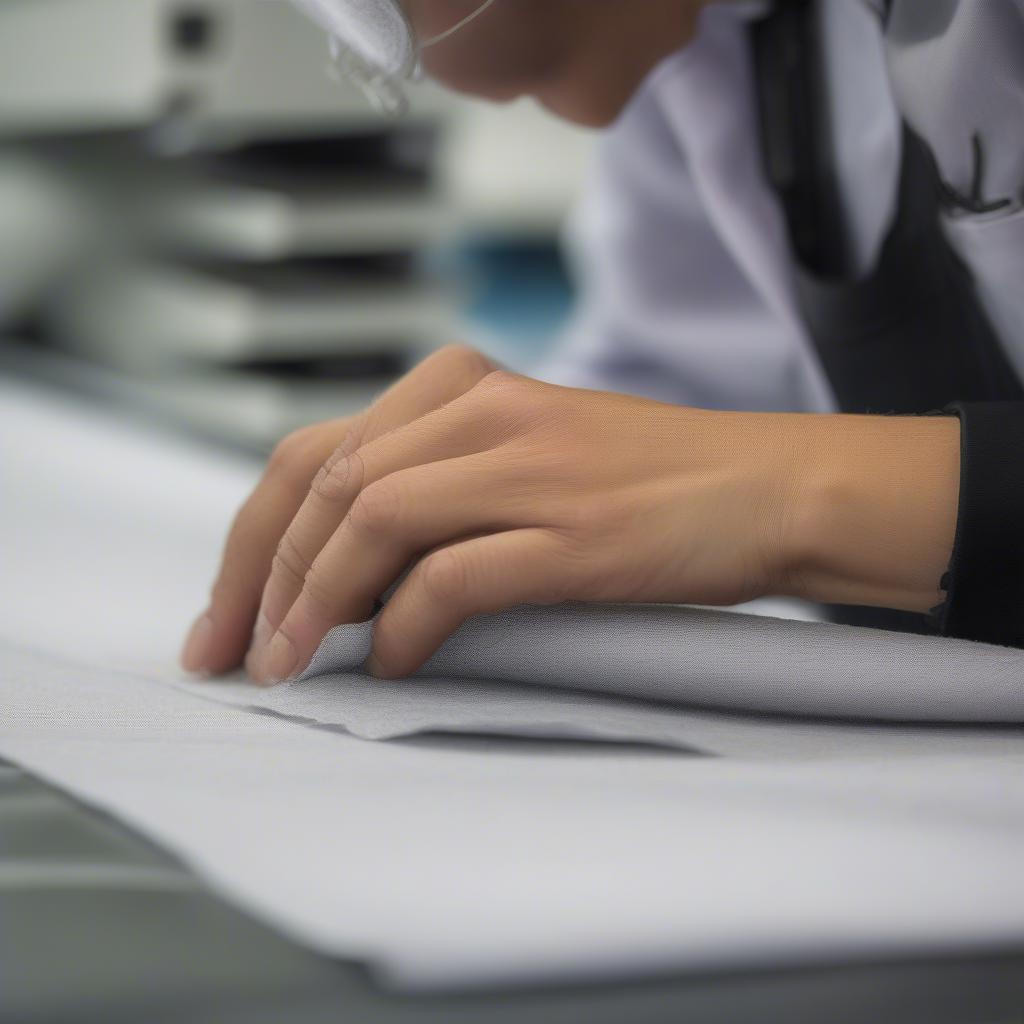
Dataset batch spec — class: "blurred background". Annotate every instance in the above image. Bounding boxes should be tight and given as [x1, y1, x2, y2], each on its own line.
[0, 0, 596, 450]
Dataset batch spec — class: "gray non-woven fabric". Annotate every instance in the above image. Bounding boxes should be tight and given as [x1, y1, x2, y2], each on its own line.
[9, 642, 1024, 990]
[298, 603, 1024, 721]
[182, 604, 1024, 754]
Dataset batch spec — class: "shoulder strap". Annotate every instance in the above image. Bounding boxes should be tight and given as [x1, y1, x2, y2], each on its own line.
[750, 0, 1023, 414]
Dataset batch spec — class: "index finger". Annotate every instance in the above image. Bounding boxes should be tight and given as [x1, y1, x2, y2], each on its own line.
[246, 345, 498, 667]
[184, 345, 497, 675]
[180, 420, 348, 675]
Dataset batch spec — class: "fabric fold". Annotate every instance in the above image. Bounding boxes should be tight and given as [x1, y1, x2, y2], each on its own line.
[180, 603, 1024, 755]
[298, 602, 1024, 721]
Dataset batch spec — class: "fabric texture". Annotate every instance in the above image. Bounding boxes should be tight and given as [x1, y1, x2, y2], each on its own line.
[176, 603, 1024, 753]
[294, 601, 1024, 721]
[7, 642, 1024, 991]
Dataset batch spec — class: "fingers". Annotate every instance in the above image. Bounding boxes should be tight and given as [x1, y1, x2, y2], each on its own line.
[244, 430, 365, 661]
[181, 345, 497, 676]
[247, 456, 534, 684]
[180, 420, 349, 675]
[248, 373, 513, 673]
[367, 529, 570, 679]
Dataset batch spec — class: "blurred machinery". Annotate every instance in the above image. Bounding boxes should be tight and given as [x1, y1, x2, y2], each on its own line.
[0, 0, 455, 449]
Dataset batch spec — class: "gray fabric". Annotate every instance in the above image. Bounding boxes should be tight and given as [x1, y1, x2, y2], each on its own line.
[179, 604, 1024, 754]
[295, 603, 1024, 721]
[9, 643, 1024, 990]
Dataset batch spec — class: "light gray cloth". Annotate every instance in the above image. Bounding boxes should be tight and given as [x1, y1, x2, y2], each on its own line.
[177, 603, 1024, 756]
[7, 643, 1024, 991]
[289, 602, 1024, 720]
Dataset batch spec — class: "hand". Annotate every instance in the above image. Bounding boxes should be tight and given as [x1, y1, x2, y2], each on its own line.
[183, 345, 808, 683]
[180, 344, 500, 677]
[181, 343, 961, 684]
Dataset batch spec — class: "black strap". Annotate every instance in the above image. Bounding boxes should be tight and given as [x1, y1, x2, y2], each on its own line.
[750, 0, 852, 278]
[750, 0, 1023, 416]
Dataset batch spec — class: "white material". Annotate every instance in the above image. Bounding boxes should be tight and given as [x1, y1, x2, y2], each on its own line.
[3, 380, 1024, 990]
[176, 600, 1024, 755]
[540, 4, 843, 410]
[542, 1, 1024, 410]
[6, 643, 1024, 992]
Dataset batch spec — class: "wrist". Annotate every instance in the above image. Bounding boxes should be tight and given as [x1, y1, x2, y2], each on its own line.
[778, 413, 961, 613]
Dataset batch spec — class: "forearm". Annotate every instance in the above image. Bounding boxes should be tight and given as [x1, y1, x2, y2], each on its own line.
[778, 413, 961, 614]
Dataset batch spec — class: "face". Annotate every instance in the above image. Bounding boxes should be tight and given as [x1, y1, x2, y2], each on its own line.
[400, 0, 707, 127]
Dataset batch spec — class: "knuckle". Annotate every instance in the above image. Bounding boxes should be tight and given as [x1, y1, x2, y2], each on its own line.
[558, 499, 606, 537]
[267, 426, 328, 490]
[466, 370, 537, 434]
[417, 547, 468, 605]
[272, 532, 312, 588]
[470, 371, 534, 417]
[301, 560, 340, 620]
[474, 368, 518, 394]
[433, 343, 496, 382]
[269, 427, 316, 470]
[311, 451, 357, 503]
[347, 480, 401, 538]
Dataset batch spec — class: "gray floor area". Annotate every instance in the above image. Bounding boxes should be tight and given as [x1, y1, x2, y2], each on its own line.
[2, 757, 1023, 1024]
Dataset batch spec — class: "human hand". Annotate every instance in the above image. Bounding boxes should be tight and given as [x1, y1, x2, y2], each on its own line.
[179, 344, 500, 677]
[182, 344, 961, 685]
[184, 346, 812, 683]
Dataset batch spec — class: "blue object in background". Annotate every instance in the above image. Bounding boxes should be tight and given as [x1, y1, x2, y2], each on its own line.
[447, 238, 576, 372]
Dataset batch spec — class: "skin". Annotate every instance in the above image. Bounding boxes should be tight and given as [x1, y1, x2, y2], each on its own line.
[181, 1, 962, 683]
[402, 0, 708, 127]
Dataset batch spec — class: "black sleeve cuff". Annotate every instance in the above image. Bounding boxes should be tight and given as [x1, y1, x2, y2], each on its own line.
[938, 401, 1024, 647]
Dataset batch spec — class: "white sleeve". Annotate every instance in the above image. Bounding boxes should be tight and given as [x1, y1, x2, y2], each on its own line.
[535, 29, 830, 414]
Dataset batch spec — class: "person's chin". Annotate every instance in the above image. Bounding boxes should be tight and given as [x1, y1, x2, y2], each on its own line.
[419, 59, 522, 104]
[534, 90, 624, 129]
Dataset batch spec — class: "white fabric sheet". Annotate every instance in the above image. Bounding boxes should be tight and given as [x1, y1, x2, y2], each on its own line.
[287, 600, 1024, 722]
[6, 641, 1024, 991]
[176, 600, 1024, 756]
[4, 381, 1024, 990]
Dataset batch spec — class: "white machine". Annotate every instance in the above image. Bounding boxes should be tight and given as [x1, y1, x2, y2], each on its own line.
[0, 0, 455, 449]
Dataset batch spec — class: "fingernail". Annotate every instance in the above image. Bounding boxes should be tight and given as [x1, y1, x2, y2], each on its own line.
[261, 632, 298, 685]
[180, 613, 214, 674]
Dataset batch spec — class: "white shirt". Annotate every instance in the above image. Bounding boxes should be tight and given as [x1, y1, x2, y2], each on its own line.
[541, 0, 1024, 410]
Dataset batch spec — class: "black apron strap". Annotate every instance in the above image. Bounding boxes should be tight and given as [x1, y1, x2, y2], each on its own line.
[750, 0, 1023, 416]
